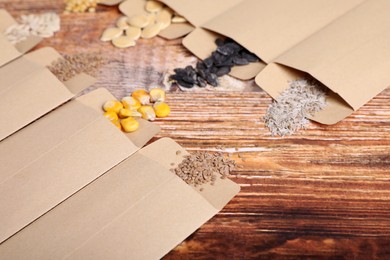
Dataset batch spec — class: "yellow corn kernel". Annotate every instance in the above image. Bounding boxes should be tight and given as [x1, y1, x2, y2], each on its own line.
[138, 105, 156, 121]
[121, 117, 140, 133]
[118, 108, 142, 118]
[131, 89, 150, 105]
[113, 120, 122, 130]
[103, 100, 123, 113]
[103, 111, 119, 121]
[153, 102, 170, 118]
[121, 96, 141, 110]
[149, 88, 166, 103]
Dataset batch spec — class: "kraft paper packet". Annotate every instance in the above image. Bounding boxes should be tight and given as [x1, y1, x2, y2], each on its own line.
[0, 47, 96, 141]
[156, 0, 390, 124]
[0, 9, 42, 67]
[0, 140, 240, 259]
[0, 88, 159, 244]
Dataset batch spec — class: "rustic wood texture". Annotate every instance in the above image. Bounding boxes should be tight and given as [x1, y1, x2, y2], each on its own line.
[2, 1, 390, 259]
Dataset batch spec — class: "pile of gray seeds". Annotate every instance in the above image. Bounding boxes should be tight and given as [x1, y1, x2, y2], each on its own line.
[172, 151, 236, 189]
[264, 78, 328, 136]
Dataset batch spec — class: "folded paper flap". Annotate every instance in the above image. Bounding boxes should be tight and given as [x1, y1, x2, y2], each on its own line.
[161, 0, 242, 28]
[274, 0, 390, 111]
[0, 152, 217, 260]
[255, 63, 354, 125]
[76, 88, 160, 148]
[0, 94, 138, 244]
[0, 9, 16, 31]
[202, 0, 365, 64]
[139, 137, 240, 210]
[0, 9, 42, 67]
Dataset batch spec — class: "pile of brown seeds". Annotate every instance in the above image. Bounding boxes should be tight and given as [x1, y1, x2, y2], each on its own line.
[172, 151, 236, 189]
[264, 78, 328, 136]
[48, 53, 104, 82]
[169, 38, 259, 88]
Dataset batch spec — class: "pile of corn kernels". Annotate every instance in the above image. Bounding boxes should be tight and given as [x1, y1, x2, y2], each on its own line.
[103, 88, 170, 132]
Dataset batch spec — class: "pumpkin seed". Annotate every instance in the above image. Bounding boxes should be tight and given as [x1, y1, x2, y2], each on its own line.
[100, 27, 123, 41]
[172, 15, 187, 23]
[141, 23, 161, 39]
[116, 16, 129, 29]
[125, 26, 142, 40]
[156, 8, 172, 30]
[128, 14, 150, 28]
[145, 0, 164, 13]
[112, 36, 136, 48]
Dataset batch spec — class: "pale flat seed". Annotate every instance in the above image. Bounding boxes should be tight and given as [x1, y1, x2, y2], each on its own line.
[156, 8, 172, 30]
[125, 26, 141, 40]
[116, 16, 130, 29]
[100, 27, 123, 41]
[146, 14, 156, 25]
[172, 15, 187, 23]
[128, 15, 150, 28]
[141, 23, 161, 39]
[112, 36, 136, 48]
[145, 0, 164, 13]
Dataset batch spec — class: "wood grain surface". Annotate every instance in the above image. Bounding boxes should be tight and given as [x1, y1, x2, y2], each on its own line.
[1, 1, 390, 259]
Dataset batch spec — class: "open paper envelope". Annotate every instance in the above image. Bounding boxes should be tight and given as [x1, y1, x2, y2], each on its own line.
[0, 88, 240, 260]
[0, 88, 160, 244]
[0, 9, 42, 67]
[118, 0, 390, 124]
[0, 47, 96, 141]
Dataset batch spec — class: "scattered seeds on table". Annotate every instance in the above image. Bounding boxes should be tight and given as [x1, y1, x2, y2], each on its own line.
[169, 38, 260, 89]
[264, 78, 328, 136]
[3, 12, 60, 44]
[141, 23, 161, 39]
[125, 26, 142, 40]
[172, 151, 236, 189]
[47, 53, 104, 82]
[116, 16, 130, 30]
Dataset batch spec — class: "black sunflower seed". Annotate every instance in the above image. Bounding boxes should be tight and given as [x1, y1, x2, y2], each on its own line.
[177, 79, 194, 88]
[216, 66, 231, 77]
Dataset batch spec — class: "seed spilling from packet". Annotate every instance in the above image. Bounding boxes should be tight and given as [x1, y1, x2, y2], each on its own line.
[3, 12, 60, 44]
[102, 88, 171, 133]
[172, 151, 236, 190]
[264, 78, 328, 136]
[100, 0, 187, 48]
[169, 38, 259, 88]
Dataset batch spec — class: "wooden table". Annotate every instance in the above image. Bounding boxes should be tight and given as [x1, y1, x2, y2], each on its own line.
[2, 1, 390, 258]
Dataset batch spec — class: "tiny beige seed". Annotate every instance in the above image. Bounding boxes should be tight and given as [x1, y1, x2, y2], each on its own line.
[100, 27, 123, 41]
[172, 15, 187, 23]
[128, 15, 150, 28]
[157, 8, 172, 30]
[112, 36, 136, 48]
[141, 23, 161, 39]
[116, 16, 130, 29]
[145, 0, 164, 13]
[125, 26, 142, 40]
[146, 14, 156, 24]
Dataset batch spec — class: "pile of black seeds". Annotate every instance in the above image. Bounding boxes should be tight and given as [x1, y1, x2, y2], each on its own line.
[171, 151, 236, 189]
[169, 38, 259, 88]
[48, 53, 104, 82]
